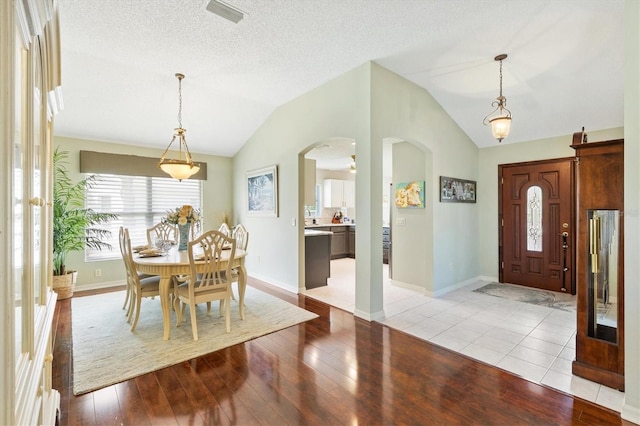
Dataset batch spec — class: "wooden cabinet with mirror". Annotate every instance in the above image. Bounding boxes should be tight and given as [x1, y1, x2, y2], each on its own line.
[571, 138, 624, 391]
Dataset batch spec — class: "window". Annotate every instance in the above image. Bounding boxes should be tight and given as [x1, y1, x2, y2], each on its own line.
[84, 174, 201, 261]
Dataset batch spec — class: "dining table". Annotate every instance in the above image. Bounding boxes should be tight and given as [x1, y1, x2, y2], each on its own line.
[133, 246, 247, 340]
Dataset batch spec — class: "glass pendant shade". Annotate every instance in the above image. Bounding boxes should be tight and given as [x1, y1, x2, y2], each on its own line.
[158, 73, 200, 181]
[490, 116, 511, 142]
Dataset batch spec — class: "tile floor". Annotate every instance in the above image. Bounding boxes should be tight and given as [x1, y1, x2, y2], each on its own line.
[304, 258, 626, 413]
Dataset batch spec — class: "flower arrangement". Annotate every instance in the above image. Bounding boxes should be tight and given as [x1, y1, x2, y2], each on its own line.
[164, 205, 200, 226]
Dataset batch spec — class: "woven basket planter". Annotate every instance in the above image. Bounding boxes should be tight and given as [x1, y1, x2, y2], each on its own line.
[52, 271, 77, 300]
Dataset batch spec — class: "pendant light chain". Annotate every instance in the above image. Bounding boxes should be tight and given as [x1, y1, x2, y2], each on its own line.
[498, 58, 503, 99]
[177, 74, 183, 129]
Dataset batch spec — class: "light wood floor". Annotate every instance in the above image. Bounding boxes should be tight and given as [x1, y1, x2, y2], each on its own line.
[52, 278, 629, 425]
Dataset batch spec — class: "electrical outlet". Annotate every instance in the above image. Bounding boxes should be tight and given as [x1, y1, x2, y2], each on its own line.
[95, 269, 102, 277]
[396, 217, 406, 226]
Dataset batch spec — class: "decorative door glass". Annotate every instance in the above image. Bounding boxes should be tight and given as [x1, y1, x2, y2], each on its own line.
[526, 185, 542, 252]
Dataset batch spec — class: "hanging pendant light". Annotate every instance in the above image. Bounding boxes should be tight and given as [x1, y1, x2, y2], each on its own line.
[483, 54, 512, 143]
[158, 73, 200, 181]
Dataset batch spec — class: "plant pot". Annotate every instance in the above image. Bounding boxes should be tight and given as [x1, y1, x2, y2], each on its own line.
[52, 270, 78, 300]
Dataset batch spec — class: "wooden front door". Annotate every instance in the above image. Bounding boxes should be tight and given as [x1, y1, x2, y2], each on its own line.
[499, 158, 575, 293]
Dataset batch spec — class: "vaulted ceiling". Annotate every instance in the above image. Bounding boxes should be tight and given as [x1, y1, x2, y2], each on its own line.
[55, 0, 624, 164]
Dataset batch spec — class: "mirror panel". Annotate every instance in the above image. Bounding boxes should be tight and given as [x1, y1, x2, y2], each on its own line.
[587, 209, 619, 343]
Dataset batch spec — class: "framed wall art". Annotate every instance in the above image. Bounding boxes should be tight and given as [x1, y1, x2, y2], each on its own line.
[440, 176, 476, 203]
[247, 165, 278, 216]
[394, 181, 425, 208]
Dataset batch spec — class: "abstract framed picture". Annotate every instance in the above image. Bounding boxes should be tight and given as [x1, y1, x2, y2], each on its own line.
[247, 165, 278, 216]
[394, 181, 425, 208]
[440, 176, 476, 203]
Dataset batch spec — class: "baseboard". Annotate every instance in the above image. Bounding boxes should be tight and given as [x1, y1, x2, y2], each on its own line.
[73, 280, 124, 292]
[429, 276, 492, 297]
[248, 273, 298, 295]
[354, 308, 385, 322]
[621, 403, 640, 425]
[388, 279, 426, 294]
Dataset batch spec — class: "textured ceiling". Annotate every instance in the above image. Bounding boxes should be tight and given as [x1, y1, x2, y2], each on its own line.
[55, 0, 624, 169]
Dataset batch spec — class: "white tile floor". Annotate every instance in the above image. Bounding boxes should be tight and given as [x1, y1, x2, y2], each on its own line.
[304, 258, 626, 413]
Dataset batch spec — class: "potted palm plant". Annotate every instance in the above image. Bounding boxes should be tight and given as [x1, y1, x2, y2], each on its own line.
[52, 148, 118, 299]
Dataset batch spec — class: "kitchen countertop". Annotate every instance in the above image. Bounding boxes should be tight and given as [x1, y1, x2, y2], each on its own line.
[304, 229, 333, 236]
[305, 223, 355, 228]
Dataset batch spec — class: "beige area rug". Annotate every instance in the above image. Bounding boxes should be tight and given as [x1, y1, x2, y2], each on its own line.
[474, 282, 577, 312]
[72, 286, 317, 395]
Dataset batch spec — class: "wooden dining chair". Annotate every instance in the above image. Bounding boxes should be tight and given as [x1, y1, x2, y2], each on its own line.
[122, 227, 162, 331]
[218, 222, 231, 236]
[229, 224, 249, 301]
[118, 226, 132, 314]
[173, 230, 236, 340]
[146, 221, 178, 246]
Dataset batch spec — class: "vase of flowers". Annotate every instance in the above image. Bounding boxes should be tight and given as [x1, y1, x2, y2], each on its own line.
[164, 205, 200, 250]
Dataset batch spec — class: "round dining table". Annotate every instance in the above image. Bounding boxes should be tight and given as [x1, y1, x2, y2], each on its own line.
[133, 247, 247, 340]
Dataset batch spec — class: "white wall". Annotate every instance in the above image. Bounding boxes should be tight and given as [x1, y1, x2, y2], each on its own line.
[390, 142, 430, 289]
[622, 0, 640, 421]
[54, 136, 233, 290]
[370, 64, 479, 295]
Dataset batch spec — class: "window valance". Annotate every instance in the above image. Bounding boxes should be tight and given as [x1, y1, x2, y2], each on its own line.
[79, 150, 208, 180]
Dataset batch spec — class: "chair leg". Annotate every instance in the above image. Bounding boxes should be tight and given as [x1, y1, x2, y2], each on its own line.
[130, 293, 142, 331]
[122, 281, 131, 312]
[206, 301, 211, 316]
[189, 300, 199, 341]
[224, 295, 231, 333]
[230, 286, 236, 301]
[174, 295, 182, 326]
[126, 290, 135, 324]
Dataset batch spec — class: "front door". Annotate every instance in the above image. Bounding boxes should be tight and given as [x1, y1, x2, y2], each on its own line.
[499, 158, 575, 294]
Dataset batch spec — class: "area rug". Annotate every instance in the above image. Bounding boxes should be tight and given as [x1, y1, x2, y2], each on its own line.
[72, 286, 317, 395]
[473, 282, 576, 312]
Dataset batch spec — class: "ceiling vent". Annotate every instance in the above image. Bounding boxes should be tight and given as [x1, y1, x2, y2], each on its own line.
[206, 0, 245, 23]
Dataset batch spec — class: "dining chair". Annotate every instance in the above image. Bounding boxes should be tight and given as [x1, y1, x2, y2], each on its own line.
[147, 221, 178, 246]
[121, 227, 162, 331]
[173, 230, 236, 340]
[229, 224, 249, 301]
[218, 222, 231, 236]
[118, 226, 132, 314]
[119, 226, 156, 316]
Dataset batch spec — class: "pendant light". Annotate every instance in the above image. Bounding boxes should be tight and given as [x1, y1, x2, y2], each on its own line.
[483, 54, 512, 143]
[158, 73, 200, 181]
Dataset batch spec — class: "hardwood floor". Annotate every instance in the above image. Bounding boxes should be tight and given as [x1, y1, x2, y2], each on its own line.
[52, 279, 628, 425]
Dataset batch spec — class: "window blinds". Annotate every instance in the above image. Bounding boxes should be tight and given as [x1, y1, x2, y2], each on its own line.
[84, 173, 202, 261]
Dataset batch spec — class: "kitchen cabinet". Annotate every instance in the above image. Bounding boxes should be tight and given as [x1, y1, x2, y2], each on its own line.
[305, 230, 332, 289]
[323, 179, 355, 208]
[330, 226, 347, 259]
[348, 226, 356, 258]
[308, 225, 350, 259]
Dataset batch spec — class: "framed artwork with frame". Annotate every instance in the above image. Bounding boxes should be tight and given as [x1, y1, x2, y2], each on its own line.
[440, 176, 476, 203]
[246, 165, 278, 216]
